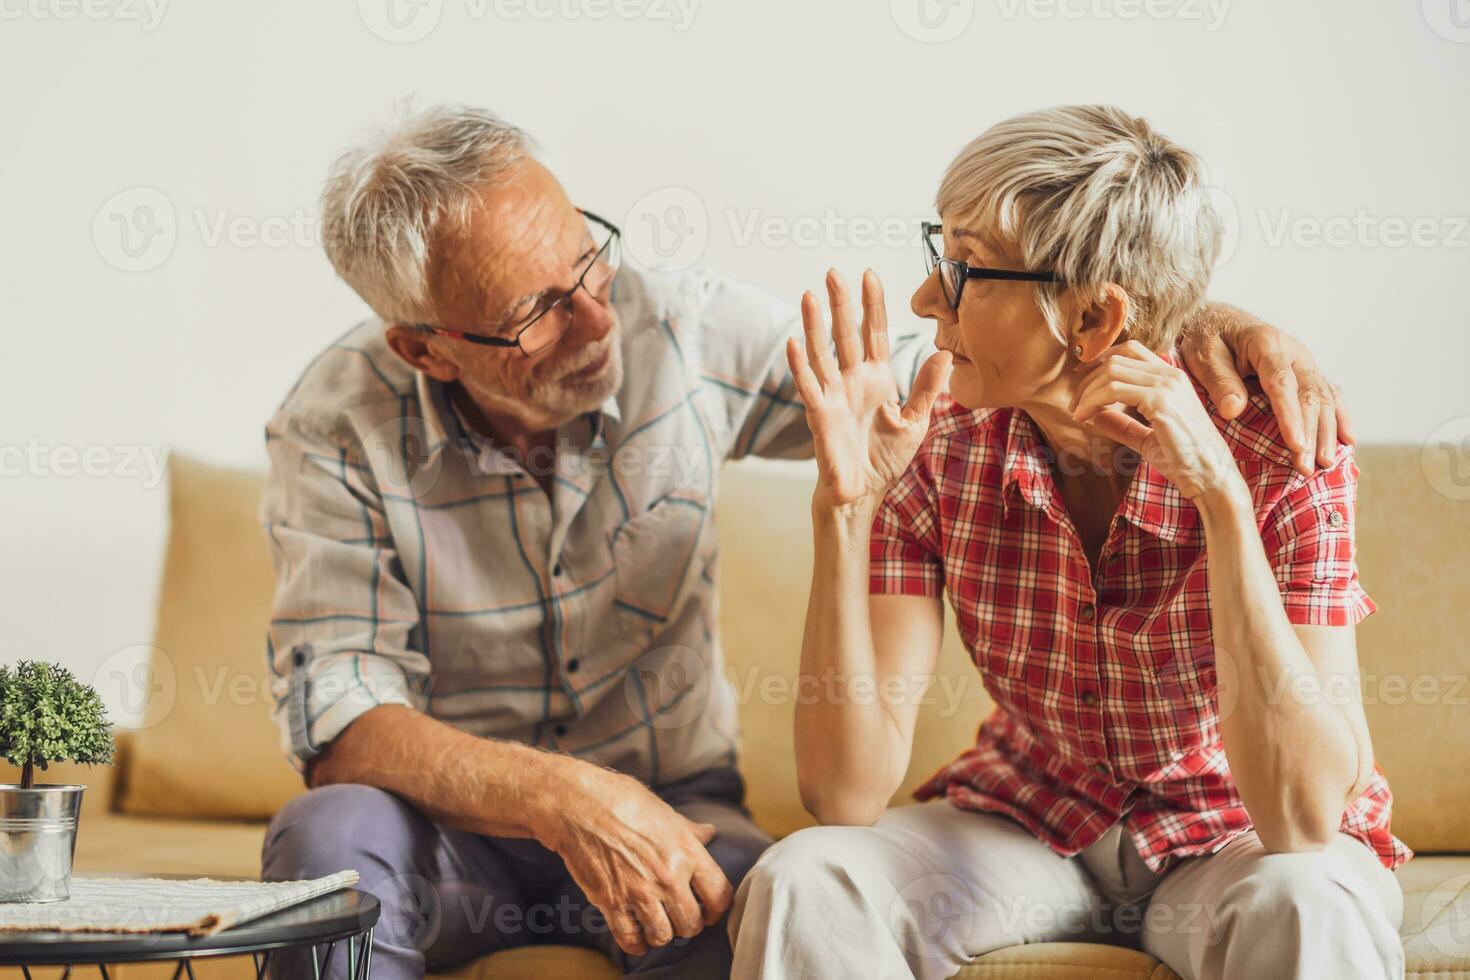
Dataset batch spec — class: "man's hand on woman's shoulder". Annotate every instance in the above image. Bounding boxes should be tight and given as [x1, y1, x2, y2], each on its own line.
[1180, 304, 1352, 476]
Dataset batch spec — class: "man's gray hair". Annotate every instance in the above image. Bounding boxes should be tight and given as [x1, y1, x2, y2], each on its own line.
[320, 103, 534, 325]
[936, 105, 1223, 349]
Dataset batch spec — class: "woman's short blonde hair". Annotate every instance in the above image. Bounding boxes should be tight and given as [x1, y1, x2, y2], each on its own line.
[936, 105, 1224, 350]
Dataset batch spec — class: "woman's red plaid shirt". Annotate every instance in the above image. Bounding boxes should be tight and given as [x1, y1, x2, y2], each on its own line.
[869, 367, 1408, 874]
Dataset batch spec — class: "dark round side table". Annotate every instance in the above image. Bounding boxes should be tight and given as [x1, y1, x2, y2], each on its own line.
[0, 876, 380, 979]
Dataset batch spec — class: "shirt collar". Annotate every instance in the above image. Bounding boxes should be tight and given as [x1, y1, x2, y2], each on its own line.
[1000, 408, 1058, 515]
[999, 347, 1198, 542]
[416, 370, 454, 456]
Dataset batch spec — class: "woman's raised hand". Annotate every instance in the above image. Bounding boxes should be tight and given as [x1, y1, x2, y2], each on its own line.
[788, 269, 953, 510]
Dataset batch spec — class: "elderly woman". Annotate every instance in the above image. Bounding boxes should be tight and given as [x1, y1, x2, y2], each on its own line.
[726, 106, 1408, 980]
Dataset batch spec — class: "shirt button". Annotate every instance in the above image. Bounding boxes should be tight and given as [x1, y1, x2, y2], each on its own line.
[1328, 510, 1345, 528]
[1080, 690, 1098, 706]
[1170, 750, 1185, 762]
[555, 724, 568, 737]
[553, 563, 564, 577]
[567, 658, 581, 674]
[1092, 762, 1109, 775]
[1080, 603, 1096, 621]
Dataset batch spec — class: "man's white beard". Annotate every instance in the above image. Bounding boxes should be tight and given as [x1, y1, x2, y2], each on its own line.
[529, 342, 623, 420]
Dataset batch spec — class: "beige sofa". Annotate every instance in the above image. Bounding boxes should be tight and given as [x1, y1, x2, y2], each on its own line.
[5, 448, 1469, 978]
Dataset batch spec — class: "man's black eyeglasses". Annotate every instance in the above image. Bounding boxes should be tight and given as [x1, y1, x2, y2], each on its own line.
[412, 209, 622, 357]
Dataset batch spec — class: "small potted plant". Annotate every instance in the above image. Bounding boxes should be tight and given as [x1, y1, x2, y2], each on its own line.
[0, 660, 115, 903]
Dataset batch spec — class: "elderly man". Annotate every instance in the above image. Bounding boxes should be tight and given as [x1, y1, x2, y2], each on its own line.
[258, 104, 1351, 980]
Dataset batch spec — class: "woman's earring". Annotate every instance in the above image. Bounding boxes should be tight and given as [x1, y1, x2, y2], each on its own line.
[1071, 344, 1084, 358]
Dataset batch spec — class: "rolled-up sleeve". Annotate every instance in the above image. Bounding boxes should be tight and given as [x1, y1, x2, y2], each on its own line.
[869, 446, 945, 598]
[1259, 445, 1377, 627]
[260, 414, 428, 774]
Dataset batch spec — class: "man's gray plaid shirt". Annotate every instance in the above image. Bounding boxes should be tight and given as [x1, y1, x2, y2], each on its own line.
[261, 264, 931, 786]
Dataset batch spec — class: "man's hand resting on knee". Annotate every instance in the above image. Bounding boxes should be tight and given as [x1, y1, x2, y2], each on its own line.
[307, 704, 731, 957]
[541, 765, 733, 956]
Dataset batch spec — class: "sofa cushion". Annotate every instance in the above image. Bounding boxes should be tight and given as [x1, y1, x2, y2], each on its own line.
[74, 811, 267, 879]
[1398, 855, 1470, 975]
[958, 942, 1180, 979]
[1353, 446, 1470, 853]
[116, 456, 302, 820]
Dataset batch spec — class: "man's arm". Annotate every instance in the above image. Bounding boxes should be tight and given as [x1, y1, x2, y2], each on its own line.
[310, 710, 732, 955]
[307, 705, 570, 836]
[693, 271, 933, 463]
[262, 415, 567, 840]
[1181, 303, 1354, 475]
[261, 415, 731, 957]
[705, 275, 1352, 475]
[261, 414, 431, 773]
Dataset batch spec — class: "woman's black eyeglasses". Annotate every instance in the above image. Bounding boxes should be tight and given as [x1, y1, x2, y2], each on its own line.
[413, 209, 622, 357]
[922, 221, 1061, 310]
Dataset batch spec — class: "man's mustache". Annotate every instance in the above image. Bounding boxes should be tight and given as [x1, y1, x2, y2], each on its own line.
[557, 342, 613, 379]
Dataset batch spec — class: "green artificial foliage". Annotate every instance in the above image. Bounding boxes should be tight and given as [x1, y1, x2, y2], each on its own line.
[0, 661, 115, 790]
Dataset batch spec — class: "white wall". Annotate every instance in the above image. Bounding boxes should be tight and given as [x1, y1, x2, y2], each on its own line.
[2, 0, 1467, 719]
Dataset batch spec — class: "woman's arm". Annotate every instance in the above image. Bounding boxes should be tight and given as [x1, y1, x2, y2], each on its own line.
[797, 501, 946, 825]
[1195, 488, 1375, 850]
[1072, 341, 1373, 852]
[785, 268, 952, 826]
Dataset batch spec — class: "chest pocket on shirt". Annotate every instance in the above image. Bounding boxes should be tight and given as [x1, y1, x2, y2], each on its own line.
[1128, 630, 1219, 764]
[972, 638, 1037, 725]
[608, 494, 710, 643]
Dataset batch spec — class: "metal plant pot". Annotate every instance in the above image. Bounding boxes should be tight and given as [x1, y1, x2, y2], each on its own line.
[0, 784, 86, 903]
